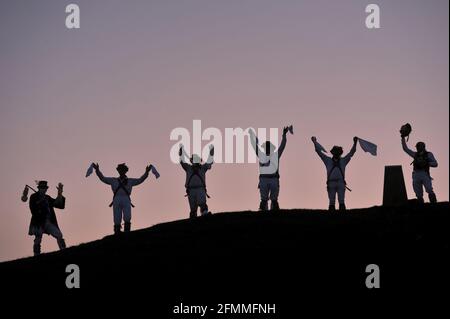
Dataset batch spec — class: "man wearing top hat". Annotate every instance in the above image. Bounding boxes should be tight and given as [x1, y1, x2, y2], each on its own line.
[27, 181, 66, 256]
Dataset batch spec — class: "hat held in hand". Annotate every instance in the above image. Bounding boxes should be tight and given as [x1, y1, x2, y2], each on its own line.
[400, 123, 412, 141]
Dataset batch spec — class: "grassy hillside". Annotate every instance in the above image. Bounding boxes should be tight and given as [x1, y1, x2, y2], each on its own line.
[1, 202, 449, 301]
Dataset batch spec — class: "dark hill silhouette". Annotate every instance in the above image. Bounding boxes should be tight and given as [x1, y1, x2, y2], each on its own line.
[1, 202, 449, 309]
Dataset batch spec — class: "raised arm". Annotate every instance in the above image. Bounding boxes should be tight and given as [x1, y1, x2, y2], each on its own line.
[129, 165, 151, 186]
[93, 163, 114, 185]
[53, 183, 66, 209]
[179, 145, 190, 171]
[204, 145, 214, 170]
[401, 137, 416, 158]
[311, 136, 328, 162]
[277, 127, 288, 157]
[248, 129, 262, 157]
[342, 137, 358, 163]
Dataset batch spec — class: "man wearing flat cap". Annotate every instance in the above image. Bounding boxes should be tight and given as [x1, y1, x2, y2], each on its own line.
[311, 136, 358, 211]
[92, 162, 152, 234]
[27, 181, 66, 256]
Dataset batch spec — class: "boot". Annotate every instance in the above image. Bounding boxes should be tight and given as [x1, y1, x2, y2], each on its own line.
[114, 224, 122, 235]
[189, 211, 197, 219]
[33, 244, 41, 256]
[417, 197, 425, 204]
[271, 200, 280, 211]
[428, 193, 437, 204]
[328, 205, 336, 211]
[259, 200, 268, 211]
[57, 238, 66, 250]
[339, 203, 347, 211]
[124, 222, 131, 232]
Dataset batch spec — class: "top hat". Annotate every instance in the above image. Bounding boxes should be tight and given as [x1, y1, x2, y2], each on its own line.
[37, 181, 49, 189]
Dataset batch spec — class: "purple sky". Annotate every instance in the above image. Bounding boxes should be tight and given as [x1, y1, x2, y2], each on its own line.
[0, 0, 448, 261]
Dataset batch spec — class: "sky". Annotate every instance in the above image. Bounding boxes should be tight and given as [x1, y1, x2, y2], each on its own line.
[0, 0, 448, 262]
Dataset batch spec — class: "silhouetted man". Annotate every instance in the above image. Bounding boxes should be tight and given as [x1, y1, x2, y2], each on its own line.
[179, 145, 214, 219]
[92, 163, 152, 234]
[312, 136, 358, 211]
[249, 127, 289, 211]
[24, 181, 66, 256]
[401, 137, 438, 203]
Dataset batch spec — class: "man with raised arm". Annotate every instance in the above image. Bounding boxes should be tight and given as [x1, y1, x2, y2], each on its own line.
[23, 181, 67, 256]
[311, 136, 358, 211]
[249, 126, 289, 211]
[401, 137, 438, 203]
[92, 162, 153, 234]
[179, 144, 214, 219]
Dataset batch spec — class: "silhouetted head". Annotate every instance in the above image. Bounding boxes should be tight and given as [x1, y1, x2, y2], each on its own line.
[330, 146, 343, 159]
[416, 142, 426, 153]
[116, 163, 129, 176]
[262, 141, 276, 156]
[190, 154, 202, 166]
[37, 181, 49, 194]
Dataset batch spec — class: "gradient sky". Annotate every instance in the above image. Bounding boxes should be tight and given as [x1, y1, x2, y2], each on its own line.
[0, 0, 448, 262]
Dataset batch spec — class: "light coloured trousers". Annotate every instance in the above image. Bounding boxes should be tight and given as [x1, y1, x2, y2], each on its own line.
[259, 177, 280, 201]
[188, 188, 208, 215]
[327, 180, 346, 205]
[113, 195, 132, 226]
[412, 170, 434, 199]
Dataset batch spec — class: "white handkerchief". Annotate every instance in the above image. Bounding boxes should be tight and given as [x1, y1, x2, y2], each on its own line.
[358, 138, 377, 156]
[151, 166, 160, 179]
[85, 163, 94, 177]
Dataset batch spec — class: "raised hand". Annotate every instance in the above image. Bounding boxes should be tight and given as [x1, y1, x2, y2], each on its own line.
[209, 145, 215, 156]
[178, 146, 183, 157]
[57, 183, 64, 195]
[282, 126, 289, 135]
[353, 136, 358, 144]
[146, 164, 153, 173]
[92, 163, 99, 171]
[311, 136, 317, 143]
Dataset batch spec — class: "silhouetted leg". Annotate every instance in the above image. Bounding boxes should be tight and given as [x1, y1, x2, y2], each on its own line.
[259, 200, 268, 211]
[114, 225, 121, 234]
[45, 222, 66, 250]
[422, 174, 437, 203]
[113, 200, 123, 232]
[271, 200, 280, 211]
[337, 183, 346, 210]
[270, 179, 280, 211]
[428, 193, 437, 203]
[327, 182, 337, 210]
[259, 178, 269, 211]
[412, 171, 424, 202]
[198, 189, 209, 216]
[33, 234, 42, 256]
[122, 200, 132, 232]
[188, 190, 198, 218]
